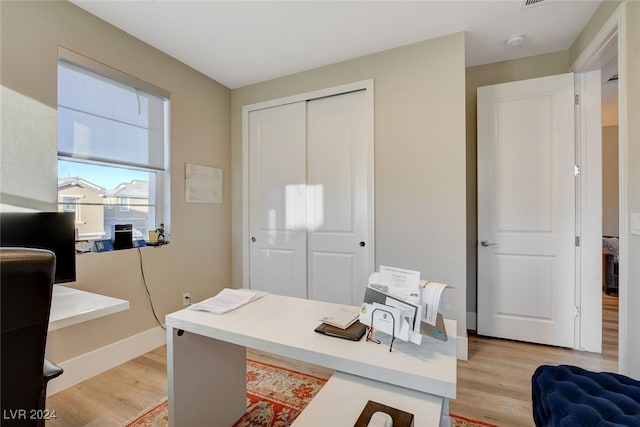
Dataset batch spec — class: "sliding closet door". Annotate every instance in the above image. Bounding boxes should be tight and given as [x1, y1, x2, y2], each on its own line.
[248, 102, 307, 298]
[307, 91, 371, 305]
[247, 87, 373, 305]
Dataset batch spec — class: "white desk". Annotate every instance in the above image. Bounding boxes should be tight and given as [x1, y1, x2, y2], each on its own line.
[48, 285, 129, 331]
[293, 372, 449, 426]
[166, 294, 456, 427]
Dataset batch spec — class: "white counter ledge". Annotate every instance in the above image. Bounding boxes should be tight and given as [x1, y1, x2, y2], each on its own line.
[48, 285, 129, 331]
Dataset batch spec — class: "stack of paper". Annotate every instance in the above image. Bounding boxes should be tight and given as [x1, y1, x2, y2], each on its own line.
[420, 280, 448, 326]
[367, 265, 421, 303]
[190, 288, 267, 314]
[360, 265, 449, 344]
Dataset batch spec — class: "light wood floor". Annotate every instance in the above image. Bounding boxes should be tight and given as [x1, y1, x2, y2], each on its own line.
[46, 293, 618, 426]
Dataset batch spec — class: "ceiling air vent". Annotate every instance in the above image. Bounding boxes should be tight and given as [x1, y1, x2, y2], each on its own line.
[522, 0, 548, 8]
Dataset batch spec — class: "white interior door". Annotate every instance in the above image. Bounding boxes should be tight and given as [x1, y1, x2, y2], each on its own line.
[477, 73, 577, 348]
[307, 91, 371, 305]
[248, 102, 307, 298]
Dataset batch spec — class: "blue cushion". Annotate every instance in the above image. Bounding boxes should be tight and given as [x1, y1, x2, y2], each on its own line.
[532, 365, 640, 426]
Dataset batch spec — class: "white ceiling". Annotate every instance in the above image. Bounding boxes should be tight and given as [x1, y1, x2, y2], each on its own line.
[72, 0, 603, 89]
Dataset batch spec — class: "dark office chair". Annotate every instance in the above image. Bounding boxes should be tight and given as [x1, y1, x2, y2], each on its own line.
[1, 248, 63, 426]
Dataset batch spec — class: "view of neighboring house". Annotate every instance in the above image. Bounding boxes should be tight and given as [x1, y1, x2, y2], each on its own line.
[58, 177, 149, 240]
[57, 177, 105, 240]
[102, 180, 150, 240]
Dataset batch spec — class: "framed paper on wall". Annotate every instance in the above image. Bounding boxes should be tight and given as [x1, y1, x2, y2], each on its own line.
[185, 163, 223, 204]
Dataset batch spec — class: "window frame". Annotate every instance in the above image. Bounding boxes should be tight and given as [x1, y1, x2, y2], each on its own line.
[57, 47, 171, 242]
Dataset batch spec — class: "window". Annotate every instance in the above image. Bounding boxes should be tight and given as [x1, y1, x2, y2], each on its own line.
[62, 197, 77, 213]
[119, 197, 131, 213]
[62, 195, 82, 223]
[57, 48, 170, 242]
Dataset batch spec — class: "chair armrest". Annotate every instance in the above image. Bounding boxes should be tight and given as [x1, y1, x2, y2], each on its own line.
[43, 358, 63, 382]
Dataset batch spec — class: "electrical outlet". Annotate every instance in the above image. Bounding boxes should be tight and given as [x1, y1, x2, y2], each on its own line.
[182, 292, 191, 306]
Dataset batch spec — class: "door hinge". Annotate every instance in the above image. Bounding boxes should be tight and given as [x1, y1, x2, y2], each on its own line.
[575, 236, 580, 246]
[574, 164, 580, 176]
[575, 94, 580, 105]
[575, 306, 580, 317]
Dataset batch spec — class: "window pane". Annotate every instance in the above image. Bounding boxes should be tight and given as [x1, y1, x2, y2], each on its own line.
[58, 62, 150, 126]
[58, 159, 149, 190]
[58, 107, 151, 166]
[58, 160, 156, 241]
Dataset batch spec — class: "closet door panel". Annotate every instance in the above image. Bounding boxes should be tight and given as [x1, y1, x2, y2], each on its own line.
[307, 91, 371, 305]
[248, 102, 307, 298]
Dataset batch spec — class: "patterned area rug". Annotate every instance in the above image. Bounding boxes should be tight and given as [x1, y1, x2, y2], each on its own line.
[233, 360, 327, 426]
[124, 359, 327, 427]
[451, 413, 499, 427]
[125, 359, 496, 427]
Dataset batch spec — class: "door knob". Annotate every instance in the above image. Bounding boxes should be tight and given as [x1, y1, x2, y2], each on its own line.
[480, 240, 497, 247]
[359, 241, 366, 247]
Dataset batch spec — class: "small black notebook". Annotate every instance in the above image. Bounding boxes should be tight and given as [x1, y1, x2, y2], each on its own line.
[314, 321, 367, 341]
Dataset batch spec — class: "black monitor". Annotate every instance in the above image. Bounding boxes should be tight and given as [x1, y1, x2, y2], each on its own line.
[0, 212, 76, 283]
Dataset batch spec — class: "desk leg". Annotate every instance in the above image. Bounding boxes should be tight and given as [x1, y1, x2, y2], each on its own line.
[167, 328, 246, 427]
[440, 398, 451, 427]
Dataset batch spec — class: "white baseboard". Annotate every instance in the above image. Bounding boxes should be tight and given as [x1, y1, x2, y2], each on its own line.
[47, 326, 166, 396]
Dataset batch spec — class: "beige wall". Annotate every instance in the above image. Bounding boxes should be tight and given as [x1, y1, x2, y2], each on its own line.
[0, 1, 231, 363]
[602, 126, 619, 236]
[464, 51, 571, 319]
[231, 33, 468, 338]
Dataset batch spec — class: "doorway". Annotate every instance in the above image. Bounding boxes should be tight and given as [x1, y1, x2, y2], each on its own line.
[476, 73, 578, 348]
[572, 11, 623, 367]
[474, 6, 627, 363]
[601, 49, 620, 360]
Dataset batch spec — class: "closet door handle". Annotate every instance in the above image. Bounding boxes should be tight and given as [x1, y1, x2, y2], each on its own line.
[251, 236, 256, 243]
[359, 241, 366, 247]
